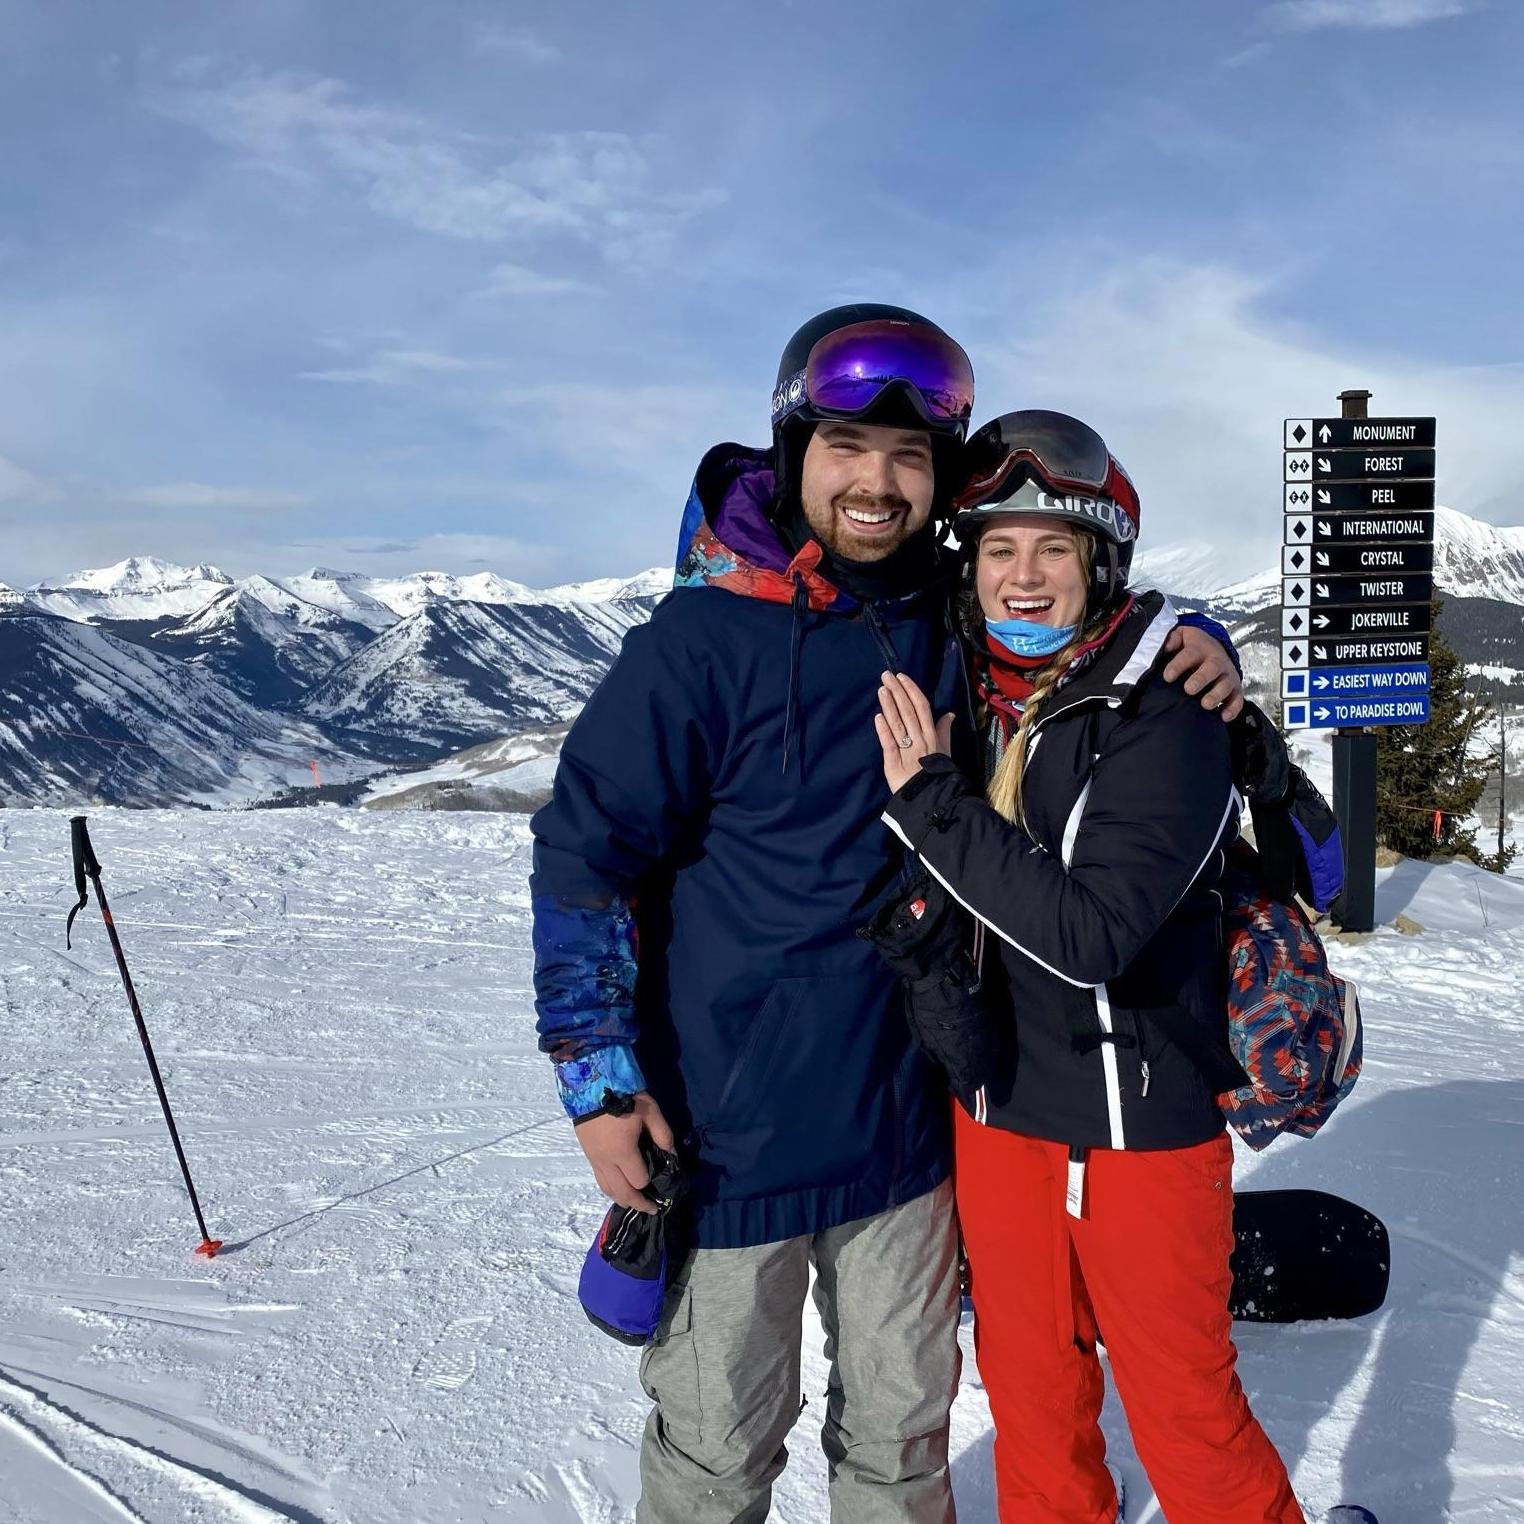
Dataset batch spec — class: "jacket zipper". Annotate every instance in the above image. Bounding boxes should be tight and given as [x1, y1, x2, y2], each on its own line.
[862, 602, 902, 670]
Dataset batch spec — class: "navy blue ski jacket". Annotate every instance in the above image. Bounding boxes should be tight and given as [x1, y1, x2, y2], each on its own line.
[531, 445, 968, 1249]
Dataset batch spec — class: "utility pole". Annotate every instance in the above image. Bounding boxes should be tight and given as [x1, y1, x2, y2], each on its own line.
[1500, 704, 1509, 864]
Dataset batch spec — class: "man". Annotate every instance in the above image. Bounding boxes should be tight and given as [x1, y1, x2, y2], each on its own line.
[531, 305, 1242, 1523]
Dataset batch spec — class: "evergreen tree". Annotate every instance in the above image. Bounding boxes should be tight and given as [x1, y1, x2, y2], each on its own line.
[1375, 595, 1492, 860]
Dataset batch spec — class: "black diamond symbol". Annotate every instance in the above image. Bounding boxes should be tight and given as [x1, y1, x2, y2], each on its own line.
[1293, 521, 1307, 539]
[1288, 645, 1304, 663]
[1291, 489, 1309, 504]
[1292, 424, 1308, 443]
[1290, 550, 1306, 569]
[1290, 582, 1306, 599]
[1288, 612, 1304, 631]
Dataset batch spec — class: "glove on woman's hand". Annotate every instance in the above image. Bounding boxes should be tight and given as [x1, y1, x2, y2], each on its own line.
[861, 874, 1009, 1106]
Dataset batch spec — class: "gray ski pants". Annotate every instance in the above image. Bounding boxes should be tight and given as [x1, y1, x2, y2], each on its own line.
[636, 1179, 961, 1524]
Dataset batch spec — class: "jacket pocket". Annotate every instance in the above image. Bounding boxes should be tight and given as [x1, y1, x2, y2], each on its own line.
[693, 972, 892, 1194]
[706, 979, 803, 1125]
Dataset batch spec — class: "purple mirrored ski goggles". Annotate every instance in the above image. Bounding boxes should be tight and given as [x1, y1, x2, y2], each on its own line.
[771, 319, 974, 436]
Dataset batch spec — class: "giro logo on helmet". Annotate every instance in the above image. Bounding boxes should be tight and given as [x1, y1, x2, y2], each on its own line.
[1037, 491, 1137, 543]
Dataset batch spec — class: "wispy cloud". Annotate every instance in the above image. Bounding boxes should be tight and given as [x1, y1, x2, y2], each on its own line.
[300, 349, 494, 385]
[490, 381, 755, 493]
[149, 65, 723, 266]
[0, 452, 51, 502]
[123, 482, 309, 510]
[279, 531, 567, 582]
[475, 261, 598, 299]
[1221, 41, 1273, 68]
[471, 23, 560, 64]
[1262, 0, 1478, 32]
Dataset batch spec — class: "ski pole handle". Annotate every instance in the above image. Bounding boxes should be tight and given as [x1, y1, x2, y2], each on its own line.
[67, 815, 101, 949]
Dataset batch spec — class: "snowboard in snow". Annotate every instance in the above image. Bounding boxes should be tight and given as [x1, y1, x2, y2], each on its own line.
[1230, 1188, 1389, 1323]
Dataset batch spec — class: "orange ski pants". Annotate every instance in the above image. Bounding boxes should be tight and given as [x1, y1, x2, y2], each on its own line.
[953, 1107, 1305, 1524]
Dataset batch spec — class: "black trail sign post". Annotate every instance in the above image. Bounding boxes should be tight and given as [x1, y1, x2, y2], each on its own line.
[1281, 394, 1438, 932]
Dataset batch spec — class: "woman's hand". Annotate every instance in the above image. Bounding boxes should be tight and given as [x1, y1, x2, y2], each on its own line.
[1162, 626, 1245, 720]
[876, 671, 955, 793]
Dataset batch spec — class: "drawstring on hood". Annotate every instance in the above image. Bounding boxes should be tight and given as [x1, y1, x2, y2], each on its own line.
[782, 574, 808, 776]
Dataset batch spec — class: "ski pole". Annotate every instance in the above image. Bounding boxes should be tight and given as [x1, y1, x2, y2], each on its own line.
[66, 816, 223, 1258]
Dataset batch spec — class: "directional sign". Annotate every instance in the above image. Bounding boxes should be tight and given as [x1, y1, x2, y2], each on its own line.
[1281, 634, 1432, 669]
[1286, 481, 1435, 513]
[1280, 410, 1436, 743]
[1284, 511, 1435, 545]
[1283, 602, 1434, 639]
[1308, 449, 1435, 481]
[1282, 573, 1433, 606]
[1281, 542, 1434, 577]
[1285, 417, 1435, 450]
[1282, 664, 1430, 700]
[1284, 482, 1435, 514]
[1284, 695, 1431, 731]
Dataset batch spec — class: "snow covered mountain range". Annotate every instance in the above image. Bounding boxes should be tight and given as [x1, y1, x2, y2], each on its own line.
[1, 560, 669, 806]
[2, 507, 1518, 808]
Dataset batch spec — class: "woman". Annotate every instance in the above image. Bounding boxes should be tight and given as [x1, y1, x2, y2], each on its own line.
[871, 411, 1342, 1523]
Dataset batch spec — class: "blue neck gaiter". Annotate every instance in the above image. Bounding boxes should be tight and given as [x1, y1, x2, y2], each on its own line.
[986, 616, 1078, 659]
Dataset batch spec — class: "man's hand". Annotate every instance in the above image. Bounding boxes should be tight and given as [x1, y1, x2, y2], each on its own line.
[575, 1092, 676, 1215]
[1162, 626, 1244, 721]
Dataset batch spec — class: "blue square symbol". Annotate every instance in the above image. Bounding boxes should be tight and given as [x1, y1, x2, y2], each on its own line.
[1286, 673, 1307, 696]
[1287, 703, 1307, 726]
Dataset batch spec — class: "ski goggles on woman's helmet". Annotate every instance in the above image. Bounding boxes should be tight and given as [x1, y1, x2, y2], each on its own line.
[953, 410, 1139, 526]
[770, 319, 975, 436]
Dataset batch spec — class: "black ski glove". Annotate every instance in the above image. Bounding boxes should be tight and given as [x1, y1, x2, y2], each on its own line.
[860, 873, 1008, 1106]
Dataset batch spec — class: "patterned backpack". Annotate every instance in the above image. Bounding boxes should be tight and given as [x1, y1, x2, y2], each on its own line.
[1215, 717, 1361, 1149]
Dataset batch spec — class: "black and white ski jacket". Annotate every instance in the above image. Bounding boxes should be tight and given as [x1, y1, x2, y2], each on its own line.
[882, 593, 1247, 1152]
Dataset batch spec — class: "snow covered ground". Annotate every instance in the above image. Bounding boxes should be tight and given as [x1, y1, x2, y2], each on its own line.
[2, 808, 1521, 1523]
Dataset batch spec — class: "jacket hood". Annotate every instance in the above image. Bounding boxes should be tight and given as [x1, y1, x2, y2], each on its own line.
[673, 443, 853, 612]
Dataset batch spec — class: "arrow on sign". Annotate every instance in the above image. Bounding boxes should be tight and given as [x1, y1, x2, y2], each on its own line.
[1313, 646, 1328, 659]
[1319, 424, 1332, 443]
[1314, 675, 1329, 689]
[1317, 489, 1331, 504]
[1315, 582, 1330, 597]
[1317, 520, 1331, 534]
[1315, 706, 1332, 721]
[1315, 551, 1329, 567]
[1313, 614, 1330, 628]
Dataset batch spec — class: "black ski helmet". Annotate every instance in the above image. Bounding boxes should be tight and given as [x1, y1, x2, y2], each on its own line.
[770, 303, 973, 517]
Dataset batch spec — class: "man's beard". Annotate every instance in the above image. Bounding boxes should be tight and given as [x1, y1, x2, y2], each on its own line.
[809, 492, 916, 562]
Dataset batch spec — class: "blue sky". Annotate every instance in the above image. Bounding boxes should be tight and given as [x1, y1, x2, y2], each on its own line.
[1, 0, 1520, 588]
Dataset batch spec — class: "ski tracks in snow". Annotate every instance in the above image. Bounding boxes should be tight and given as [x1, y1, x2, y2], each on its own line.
[0, 1366, 312, 1523]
